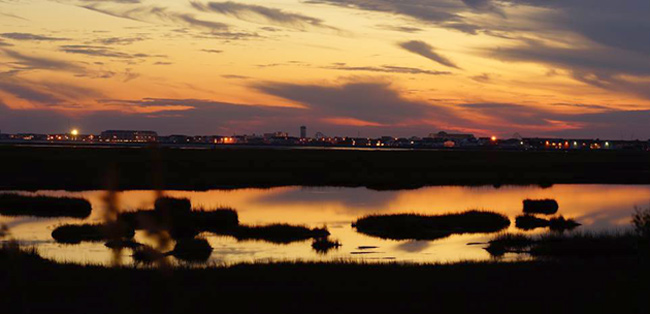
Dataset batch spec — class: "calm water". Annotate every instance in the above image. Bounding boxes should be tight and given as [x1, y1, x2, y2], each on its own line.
[1, 185, 649, 266]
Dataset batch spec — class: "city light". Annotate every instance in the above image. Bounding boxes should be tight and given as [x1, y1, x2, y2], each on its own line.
[491, 136, 497, 141]
[71, 129, 79, 136]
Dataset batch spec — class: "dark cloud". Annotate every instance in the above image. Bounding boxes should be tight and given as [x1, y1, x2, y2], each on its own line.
[59, 45, 165, 59]
[0, 32, 68, 41]
[191, 1, 336, 31]
[0, 75, 104, 107]
[325, 64, 451, 75]
[375, 24, 422, 33]
[305, 0, 483, 34]
[486, 40, 650, 99]
[253, 80, 457, 125]
[221, 74, 249, 79]
[398, 40, 460, 69]
[201, 49, 223, 53]
[93, 36, 147, 45]
[79, 4, 230, 31]
[1, 48, 84, 72]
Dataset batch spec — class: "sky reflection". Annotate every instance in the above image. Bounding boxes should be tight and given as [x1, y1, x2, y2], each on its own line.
[1, 184, 648, 266]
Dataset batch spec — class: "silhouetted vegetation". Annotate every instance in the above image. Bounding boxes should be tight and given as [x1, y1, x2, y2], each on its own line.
[118, 205, 238, 239]
[548, 216, 581, 232]
[632, 205, 650, 238]
[104, 239, 143, 249]
[311, 238, 341, 254]
[169, 238, 213, 262]
[51, 223, 135, 244]
[1, 243, 648, 314]
[515, 215, 580, 232]
[0, 193, 91, 218]
[132, 245, 166, 265]
[523, 199, 559, 215]
[353, 211, 510, 240]
[486, 231, 643, 258]
[485, 233, 534, 256]
[515, 215, 549, 230]
[216, 224, 330, 244]
[2, 145, 650, 191]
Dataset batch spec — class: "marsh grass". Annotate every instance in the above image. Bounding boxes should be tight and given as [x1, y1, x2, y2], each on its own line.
[216, 224, 330, 244]
[353, 210, 510, 240]
[169, 238, 213, 262]
[0, 193, 91, 218]
[486, 231, 643, 258]
[523, 199, 559, 215]
[51, 223, 135, 244]
[311, 238, 342, 254]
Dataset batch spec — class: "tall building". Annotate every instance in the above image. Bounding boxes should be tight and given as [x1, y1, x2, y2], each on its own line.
[300, 126, 307, 139]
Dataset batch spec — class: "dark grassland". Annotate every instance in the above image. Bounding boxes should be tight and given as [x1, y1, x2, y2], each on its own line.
[1, 243, 648, 314]
[1, 145, 650, 190]
[0, 193, 91, 218]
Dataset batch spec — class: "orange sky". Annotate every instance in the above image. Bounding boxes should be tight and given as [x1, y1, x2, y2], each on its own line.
[1, 0, 650, 138]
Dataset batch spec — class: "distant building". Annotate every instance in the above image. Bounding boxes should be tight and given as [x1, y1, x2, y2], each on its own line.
[430, 131, 475, 141]
[100, 130, 157, 143]
[300, 126, 307, 139]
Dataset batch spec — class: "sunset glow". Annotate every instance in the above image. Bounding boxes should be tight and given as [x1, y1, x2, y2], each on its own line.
[1, 0, 649, 138]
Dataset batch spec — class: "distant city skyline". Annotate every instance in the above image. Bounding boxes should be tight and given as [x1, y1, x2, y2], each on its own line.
[1, 0, 650, 139]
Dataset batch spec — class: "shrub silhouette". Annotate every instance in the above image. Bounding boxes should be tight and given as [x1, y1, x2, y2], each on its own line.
[523, 199, 559, 215]
[354, 211, 510, 240]
[0, 193, 91, 218]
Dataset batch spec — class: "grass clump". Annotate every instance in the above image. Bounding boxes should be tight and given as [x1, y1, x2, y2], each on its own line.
[632, 205, 650, 238]
[217, 224, 330, 244]
[515, 215, 580, 232]
[312, 238, 342, 254]
[486, 231, 641, 258]
[530, 232, 639, 257]
[0, 193, 91, 218]
[515, 215, 549, 231]
[523, 199, 559, 215]
[170, 238, 213, 262]
[353, 210, 510, 240]
[485, 233, 535, 257]
[548, 216, 581, 232]
[51, 223, 135, 244]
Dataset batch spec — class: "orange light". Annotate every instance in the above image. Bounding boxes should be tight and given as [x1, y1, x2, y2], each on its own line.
[491, 136, 497, 141]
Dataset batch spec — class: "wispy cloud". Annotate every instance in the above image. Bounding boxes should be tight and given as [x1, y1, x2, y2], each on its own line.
[1, 32, 68, 41]
[191, 1, 337, 31]
[398, 40, 460, 69]
[325, 64, 451, 75]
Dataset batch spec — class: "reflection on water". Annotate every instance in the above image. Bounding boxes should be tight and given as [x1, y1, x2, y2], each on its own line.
[1, 184, 649, 266]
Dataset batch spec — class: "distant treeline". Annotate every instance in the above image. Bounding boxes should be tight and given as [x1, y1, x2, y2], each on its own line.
[1, 145, 650, 190]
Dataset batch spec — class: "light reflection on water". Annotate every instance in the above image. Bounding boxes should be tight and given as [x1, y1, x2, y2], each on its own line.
[1, 184, 649, 266]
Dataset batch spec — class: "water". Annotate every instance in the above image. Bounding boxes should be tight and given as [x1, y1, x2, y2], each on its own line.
[1, 184, 648, 266]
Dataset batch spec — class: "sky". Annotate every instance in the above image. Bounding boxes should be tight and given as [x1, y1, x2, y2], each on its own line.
[1, 0, 649, 138]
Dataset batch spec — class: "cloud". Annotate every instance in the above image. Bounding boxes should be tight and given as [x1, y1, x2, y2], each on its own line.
[486, 40, 650, 99]
[253, 79, 457, 126]
[1, 33, 68, 41]
[59, 45, 164, 59]
[191, 1, 336, 31]
[79, 3, 230, 31]
[398, 40, 460, 69]
[201, 49, 223, 53]
[93, 36, 147, 45]
[305, 0, 484, 34]
[325, 64, 451, 75]
[1, 48, 84, 72]
[375, 25, 422, 33]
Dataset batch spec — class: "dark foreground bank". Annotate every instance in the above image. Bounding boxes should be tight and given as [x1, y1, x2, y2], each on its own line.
[0, 245, 648, 314]
[2, 145, 650, 190]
